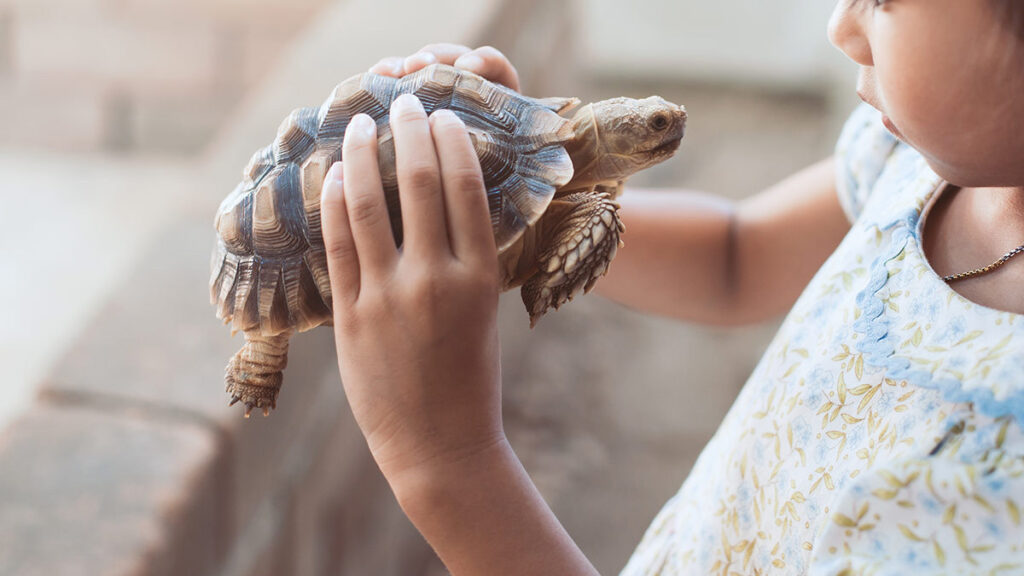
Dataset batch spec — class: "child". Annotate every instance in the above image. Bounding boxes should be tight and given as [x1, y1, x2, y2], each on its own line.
[319, 0, 1024, 572]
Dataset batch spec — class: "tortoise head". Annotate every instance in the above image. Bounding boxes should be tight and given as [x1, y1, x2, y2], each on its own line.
[563, 96, 687, 189]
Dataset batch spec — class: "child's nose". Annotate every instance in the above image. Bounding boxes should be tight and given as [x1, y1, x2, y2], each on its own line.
[828, 3, 874, 67]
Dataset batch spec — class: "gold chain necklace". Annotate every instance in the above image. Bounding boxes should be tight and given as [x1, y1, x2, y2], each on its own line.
[943, 242, 1024, 282]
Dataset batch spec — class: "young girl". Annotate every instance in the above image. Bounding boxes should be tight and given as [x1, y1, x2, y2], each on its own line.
[319, 0, 1024, 573]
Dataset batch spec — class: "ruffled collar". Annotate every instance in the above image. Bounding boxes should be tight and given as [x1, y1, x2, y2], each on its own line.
[852, 147, 1024, 426]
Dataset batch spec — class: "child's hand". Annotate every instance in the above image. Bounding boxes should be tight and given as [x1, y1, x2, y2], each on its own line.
[369, 43, 521, 92]
[320, 94, 504, 485]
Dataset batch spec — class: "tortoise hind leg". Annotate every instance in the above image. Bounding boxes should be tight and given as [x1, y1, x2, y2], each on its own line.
[226, 330, 293, 417]
[521, 189, 625, 327]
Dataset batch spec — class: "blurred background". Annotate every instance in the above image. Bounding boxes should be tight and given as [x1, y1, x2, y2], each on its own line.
[0, 0, 856, 574]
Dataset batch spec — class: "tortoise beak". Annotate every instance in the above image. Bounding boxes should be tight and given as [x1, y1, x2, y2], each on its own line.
[649, 137, 682, 157]
[671, 102, 688, 139]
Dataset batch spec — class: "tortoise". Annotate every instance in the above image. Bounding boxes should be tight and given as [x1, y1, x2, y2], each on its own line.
[211, 63, 687, 416]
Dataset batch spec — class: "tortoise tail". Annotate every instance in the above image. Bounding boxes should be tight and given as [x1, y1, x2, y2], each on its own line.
[226, 331, 292, 417]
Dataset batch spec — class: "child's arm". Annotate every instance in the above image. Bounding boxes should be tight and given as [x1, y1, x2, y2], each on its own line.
[391, 437, 598, 576]
[321, 96, 597, 575]
[596, 158, 850, 325]
[384, 45, 852, 327]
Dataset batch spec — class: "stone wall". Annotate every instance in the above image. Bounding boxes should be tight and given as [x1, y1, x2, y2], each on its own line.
[0, 0, 329, 154]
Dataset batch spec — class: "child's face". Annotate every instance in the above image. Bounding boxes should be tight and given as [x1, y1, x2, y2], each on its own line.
[829, 0, 1024, 187]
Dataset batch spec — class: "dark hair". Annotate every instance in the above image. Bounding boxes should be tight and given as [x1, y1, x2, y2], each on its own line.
[992, 0, 1024, 39]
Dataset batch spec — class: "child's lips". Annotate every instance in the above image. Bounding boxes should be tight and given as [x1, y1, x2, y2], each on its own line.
[856, 89, 903, 140]
[881, 114, 904, 140]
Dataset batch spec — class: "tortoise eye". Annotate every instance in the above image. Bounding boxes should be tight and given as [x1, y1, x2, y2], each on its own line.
[650, 114, 670, 131]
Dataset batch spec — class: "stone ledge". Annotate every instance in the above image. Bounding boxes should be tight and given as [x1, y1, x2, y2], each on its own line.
[0, 403, 227, 576]
[39, 213, 346, 545]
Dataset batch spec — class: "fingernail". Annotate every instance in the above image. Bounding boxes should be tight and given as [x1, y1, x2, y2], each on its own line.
[431, 108, 462, 125]
[370, 61, 401, 76]
[347, 114, 376, 141]
[454, 53, 483, 71]
[326, 161, 343, 183]
[392, 93, 423, 113]
[403, 51, 436, 71]
[321, 163, 343, 209]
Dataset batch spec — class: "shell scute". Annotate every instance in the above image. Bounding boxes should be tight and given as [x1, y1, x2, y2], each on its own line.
[299, 142, 342, 246]
[303, 248, 332, 309]
[251, 163, 309, 257]
[317, 74, 391, 138]
[243, 145, 274, 185]
[450, 76, 518, 134]
[257, 263, 291, 335]
[283, 258, 328, 333]
[273, 107, 318, 164]
[215, 183, 253, 254]
[396, 63, 456, 112]
[231, 256, 260, 333]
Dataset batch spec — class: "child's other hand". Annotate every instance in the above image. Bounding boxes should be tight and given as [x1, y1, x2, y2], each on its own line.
[369, 43, 521, 92]
[320, 93, 504, 485]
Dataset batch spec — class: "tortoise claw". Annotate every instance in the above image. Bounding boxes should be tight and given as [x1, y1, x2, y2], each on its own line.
[521, 192, 623, 327]
[239, 403, 273, 418]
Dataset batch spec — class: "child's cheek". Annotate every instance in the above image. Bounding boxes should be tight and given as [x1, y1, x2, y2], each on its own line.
[872, 0, 1021, 184]
[873, 25, 965, 159]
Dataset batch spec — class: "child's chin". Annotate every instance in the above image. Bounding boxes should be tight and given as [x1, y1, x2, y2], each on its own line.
[922, 158, 986, 189]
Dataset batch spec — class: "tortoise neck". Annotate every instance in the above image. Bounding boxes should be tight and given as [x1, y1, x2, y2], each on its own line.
[563, 104, 603, 190]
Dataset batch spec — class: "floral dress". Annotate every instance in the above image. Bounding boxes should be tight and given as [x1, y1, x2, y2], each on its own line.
[620, 103, 1024, 576]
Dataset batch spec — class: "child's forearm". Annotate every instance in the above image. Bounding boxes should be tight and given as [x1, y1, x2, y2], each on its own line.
[389, 438, 600, 576]
[596, 157, 847, 326]
[593, 187, 739, 324]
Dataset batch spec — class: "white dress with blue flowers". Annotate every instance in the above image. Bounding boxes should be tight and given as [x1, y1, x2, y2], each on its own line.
[619, 103, 1024, 576]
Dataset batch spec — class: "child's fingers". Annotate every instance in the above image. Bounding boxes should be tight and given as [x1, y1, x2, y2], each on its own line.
[320, 162, 361, 305]
[408, 43, 472, 68]
[402, 51, 438, 75]
[390, 94, 450, 259]
[454, 46, 520, 92]
[369, 56, 404, 77]
[382, 44, 520, 92]
[429, 110, 496, 266]
[341, 113, 399, 280]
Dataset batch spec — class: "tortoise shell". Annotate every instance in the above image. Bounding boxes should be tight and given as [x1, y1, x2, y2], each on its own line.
[210, 64, 575, 337]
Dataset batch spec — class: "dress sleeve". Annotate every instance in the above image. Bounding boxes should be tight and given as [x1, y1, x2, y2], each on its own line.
[808, 421, 1024, 575]
[833, 103, 901, 224]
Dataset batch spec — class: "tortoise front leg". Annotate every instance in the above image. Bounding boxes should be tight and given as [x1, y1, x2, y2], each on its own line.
[226, 330, 293, 417]
[521, 190, 625, 326]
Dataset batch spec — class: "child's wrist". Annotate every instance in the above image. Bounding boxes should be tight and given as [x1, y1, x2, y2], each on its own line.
[384, 433, 516, 517]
